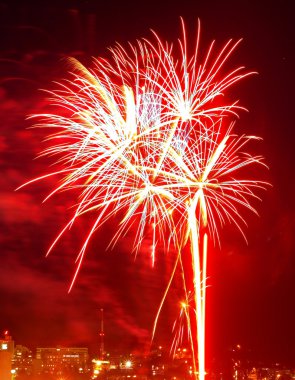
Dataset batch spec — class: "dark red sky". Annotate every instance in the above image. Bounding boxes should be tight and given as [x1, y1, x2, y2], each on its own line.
[0, 0, 294, 365]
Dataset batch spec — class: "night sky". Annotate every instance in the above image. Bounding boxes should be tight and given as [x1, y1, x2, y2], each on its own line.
[0, 0, 294, 366]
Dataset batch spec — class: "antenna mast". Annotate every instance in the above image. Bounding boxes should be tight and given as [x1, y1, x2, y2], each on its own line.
[99, 308, 105, 360]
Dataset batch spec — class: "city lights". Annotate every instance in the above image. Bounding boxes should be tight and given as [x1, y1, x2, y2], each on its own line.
[125, 360, 132, 369]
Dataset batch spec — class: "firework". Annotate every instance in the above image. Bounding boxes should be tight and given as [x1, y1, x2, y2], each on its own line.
[19, 20, 267, 380]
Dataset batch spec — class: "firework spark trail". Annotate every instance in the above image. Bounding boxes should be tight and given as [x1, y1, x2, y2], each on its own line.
[19, 21, 268, 380]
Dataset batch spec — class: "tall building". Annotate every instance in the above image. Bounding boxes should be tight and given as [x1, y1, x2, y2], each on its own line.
[35, 346, 89, 374]
[0, 331, 14, 380]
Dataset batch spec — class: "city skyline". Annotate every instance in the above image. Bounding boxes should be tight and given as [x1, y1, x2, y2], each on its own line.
[0, 0, 294, 367]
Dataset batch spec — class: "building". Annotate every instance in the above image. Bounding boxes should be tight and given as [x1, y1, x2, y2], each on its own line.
[12, 345, 33, 376]
[0, 331, 15, 380]
[35, 346, 89, 375]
